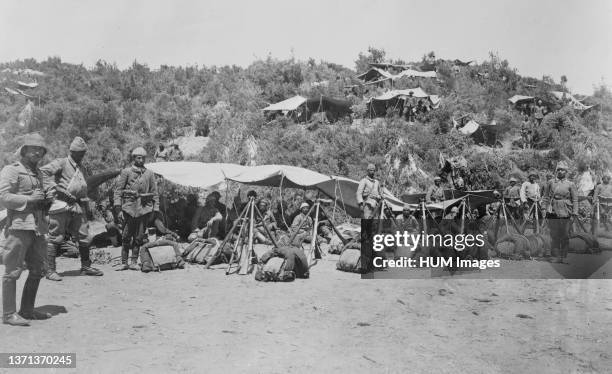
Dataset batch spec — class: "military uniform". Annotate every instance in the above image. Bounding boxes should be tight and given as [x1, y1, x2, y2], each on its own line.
[356, 176, 381, 219]
[425, 184, 444, 204]
[504, 183, 521, 218]
[542, 178, 578, 259]
[40, 155, 91, 275]
[290, 212, 314, 246]
[1, 133, 53, 325]
[114, 165, 159, 266]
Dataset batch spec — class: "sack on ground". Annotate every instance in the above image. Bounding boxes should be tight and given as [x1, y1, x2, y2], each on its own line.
[336, 248, 362, 273]
[183, 238, 225, 265]
[140, 239, 184, 272]
[254, 257, 295, 282]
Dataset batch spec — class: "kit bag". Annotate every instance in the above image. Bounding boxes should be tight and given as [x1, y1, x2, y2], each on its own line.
[336, 248, 362, 273]
[183, 238, 223, 265]
[140, 239, 185, 272]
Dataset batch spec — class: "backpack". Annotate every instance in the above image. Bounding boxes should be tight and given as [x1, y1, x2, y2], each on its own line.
[336, 248, 363, 273]
[140, 239, 185, 272]
[182, 238, 226, 265]
[254, 257, 295, 282]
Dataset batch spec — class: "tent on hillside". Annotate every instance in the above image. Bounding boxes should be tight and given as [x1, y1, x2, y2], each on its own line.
[263, 95, 351, 123]
[356, 67, 436, 83]
[549, 91, 595, 112]
[366, 88, 441, 118]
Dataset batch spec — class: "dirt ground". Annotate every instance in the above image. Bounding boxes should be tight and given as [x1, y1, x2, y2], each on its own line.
[1, 244, 612, 374]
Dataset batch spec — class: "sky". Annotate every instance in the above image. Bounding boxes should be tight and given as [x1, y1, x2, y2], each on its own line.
[1, 0, 611, 94]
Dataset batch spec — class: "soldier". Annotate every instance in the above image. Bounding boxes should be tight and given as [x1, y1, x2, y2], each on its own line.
[40, 137, 103, 281]
[189, 192, 222, 242]
[396, 204, 420, 232]
[356, 164, 381, 219]
[541, 161, 578, 263]
[520, 171, 541, 221]
[0, 133, 55, 326]
[114, 147, 159, 270]
[425, 176, 445, 204]
[593, 174, 612, 232]
[504, 177, 521, 218]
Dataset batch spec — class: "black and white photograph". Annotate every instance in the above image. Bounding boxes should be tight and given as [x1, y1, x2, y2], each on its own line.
[1, 0, 611, 373]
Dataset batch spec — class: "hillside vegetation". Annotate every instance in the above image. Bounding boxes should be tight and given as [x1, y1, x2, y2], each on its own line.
[1, 49, 612, 197]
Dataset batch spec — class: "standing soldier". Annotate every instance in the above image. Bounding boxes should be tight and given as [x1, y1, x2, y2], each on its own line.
[41, 137, 103, 281]
[356, 163, 381, 219]
[541, 161, 578, 263]
[520, 171, 541, 220]
[504, 177, 521, 218]
[593, 174, 612, 232]
[114, 147, 159, 270]
[0, 133, 54, 326]
[425, 176, 445, 203]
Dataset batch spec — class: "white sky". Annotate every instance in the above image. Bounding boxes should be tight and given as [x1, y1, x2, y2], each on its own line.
[1, 0, 611, 94]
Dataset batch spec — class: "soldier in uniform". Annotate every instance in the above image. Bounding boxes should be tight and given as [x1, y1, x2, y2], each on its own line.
[356, 164, 381, 219]
[425, 176, 445, 204]
[0, 133, 55, 326]
[41, 137, 103, 281]
[520, 170, 541, 221]
[541, 161, 578, 263]
[113, 147, 159, 270]
[504, 177, 521, 218]
[593, 174, 612, 232]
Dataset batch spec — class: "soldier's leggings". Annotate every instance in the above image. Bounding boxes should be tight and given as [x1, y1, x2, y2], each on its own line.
[2, 230, 46, 318]
[121, 212, 151, 263]
[547, 217, 571, 258]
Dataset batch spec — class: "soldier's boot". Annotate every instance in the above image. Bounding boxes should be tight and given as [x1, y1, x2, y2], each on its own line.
[116, 244, 131, 271]
[3, 280, 29, 326]
[45, 243, 62, 281]
[79, 246, 103, 276]
[18, 277, 51, 320]
[129, 258, 140, 271]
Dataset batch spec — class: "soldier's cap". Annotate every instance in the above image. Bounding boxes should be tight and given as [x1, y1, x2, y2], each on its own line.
[132, 147, 147, 157]
[450, 206, 459, 213]
[20, 132, 48, 155]
[300, 202, 310, 209]
[69, 136, 87, 152]
[528, 170, 538, 177]
[557, 161, 569, 170]
[509, 177, 517, 182]
[403, 203, 412, 211]
[434, 176, 441, 181]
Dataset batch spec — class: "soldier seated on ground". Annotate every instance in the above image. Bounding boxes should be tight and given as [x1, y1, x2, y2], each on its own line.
[189, 193, 222, 242]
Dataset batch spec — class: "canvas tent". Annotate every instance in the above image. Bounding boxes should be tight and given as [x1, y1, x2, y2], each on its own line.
[263, 95, 351, 122]
[356, 67, 436, 83]
[366, 88, 440, 117]
[508, 95, 535, 105]
[549, 91, 594, 111]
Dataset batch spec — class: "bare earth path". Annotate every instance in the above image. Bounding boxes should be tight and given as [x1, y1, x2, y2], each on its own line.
[1, 250, 611, 374]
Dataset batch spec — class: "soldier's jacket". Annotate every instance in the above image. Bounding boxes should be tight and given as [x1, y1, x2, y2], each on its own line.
[356, 177, 381, 206]
[425, 184, 444, 203]
[504, 185, 521, 199]
[0, 161, 51, 235]
[114, 165, 159, 218]
[290, 213, 313, 234]
[40, 156, 89, 213]
[593, 183, 612, 206]
[541, 178, 578, 218]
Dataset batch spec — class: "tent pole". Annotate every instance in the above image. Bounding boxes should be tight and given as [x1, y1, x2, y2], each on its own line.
[308, 200, 321, 266]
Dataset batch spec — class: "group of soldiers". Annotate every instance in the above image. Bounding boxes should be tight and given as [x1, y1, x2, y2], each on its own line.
[0, 133, 159, 326]
[356, 161, 612, 265]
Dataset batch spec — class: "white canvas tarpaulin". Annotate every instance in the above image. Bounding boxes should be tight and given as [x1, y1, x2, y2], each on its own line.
[508, 95, 534, 104]
[458, 120, 480, 135]
[146, 162, 247, 190]
[229, 165, 332, 188]
[393, 69, 437, 79]
[367, 87, 430, 102]
[550, 91, 593, 111]
[262, 95, 307, 111]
